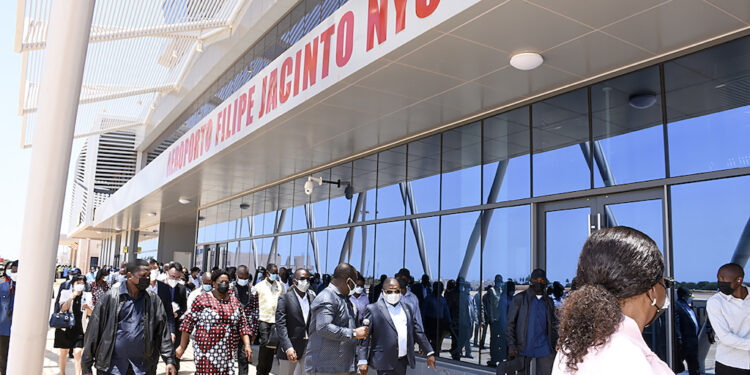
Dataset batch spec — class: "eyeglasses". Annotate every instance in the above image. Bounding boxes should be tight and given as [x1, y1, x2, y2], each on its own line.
[383, 290, 400, 295]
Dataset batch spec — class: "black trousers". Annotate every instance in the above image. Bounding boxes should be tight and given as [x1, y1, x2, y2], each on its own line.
[237, 339, 251, 375]
[257, 321, 276, 375]
[375, 356, 409, 375]
[716, 362, 750, 375]
[0, 335, 8, 375]
[522, 354, 555, 375]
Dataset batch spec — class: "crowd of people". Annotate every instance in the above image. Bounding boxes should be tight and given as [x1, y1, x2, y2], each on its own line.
[0, 226, 747, 375]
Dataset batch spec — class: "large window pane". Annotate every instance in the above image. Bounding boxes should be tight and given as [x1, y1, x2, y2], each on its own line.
[325, 228, 349, 274]
[311, 170, 330, 228]
[349, 225, 375, 280]
[482, 205, 531, 367]
[592, 67, 665, 187]
[291, 232, 311, 271]
[353, 155, 377, 222]
[439, 212, 481, 364]
[666, 37, 750, 176]
[483, 108, 531, 203]
[277, 181, 295, 233]
[238, 241, 252, 269]
[533, 89, 590, 196]
[407, 135, 441, 214]
[404, 216, 439, 287]
[374, 221, 405, 277]
[292, 176, 311, 231]
[442, 123, 481, 210]
[329, 163, 353, 226]
[377, 146, 407, 219]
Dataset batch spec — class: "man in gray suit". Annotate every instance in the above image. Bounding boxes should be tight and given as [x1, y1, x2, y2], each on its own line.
[357, 278, 437, 375]
[305, 263, 369, 375]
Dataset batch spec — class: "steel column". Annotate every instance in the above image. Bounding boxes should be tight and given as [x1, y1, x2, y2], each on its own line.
[730, 216, 750, 268]
[340, 191, 366, 263]
[269, 209, 287, 264]
[399, 182, 434, 280]
[305, 203, 322, 273]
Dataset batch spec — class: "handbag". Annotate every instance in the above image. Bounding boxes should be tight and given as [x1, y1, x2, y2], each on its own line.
[49, 311, 75, 329]
[259, 321, 280, 348]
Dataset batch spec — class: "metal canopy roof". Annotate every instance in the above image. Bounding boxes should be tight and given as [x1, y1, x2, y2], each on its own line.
[14, 0, 251, 148]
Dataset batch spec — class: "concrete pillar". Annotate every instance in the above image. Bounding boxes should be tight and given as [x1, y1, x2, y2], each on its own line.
[157, 220, 198, 265]
[8, 1, 95, 373]
[127, 230, 140, 263]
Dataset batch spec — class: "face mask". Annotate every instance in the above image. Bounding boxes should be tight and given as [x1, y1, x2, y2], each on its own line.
[718, 281, 736, 295]
[296, 279, 310, 293]
[178, 280, 185, 285]
[269, 274, 278, 282]
[202, 284, 213, 292]
[216, 281, 230, 294]
[74, 284, 85, 292]
[346, 278, 356, 296]
[135, 276, 150, 291]
[150, 270, 159, 281]
[353, 286, 364, 295]
[384, 292, 401, 305]
[647, 292, 670, 327]
[237, 278, 250, 286]
[6, 271, 16, 281]
[530, 282, 547, 295]
[167, 279, 178, 288]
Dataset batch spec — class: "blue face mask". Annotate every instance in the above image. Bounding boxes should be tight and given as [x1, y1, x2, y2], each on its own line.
[269, 274, 278, 282]
[237, 278, 250, 286]
[202, 284, 213, 292]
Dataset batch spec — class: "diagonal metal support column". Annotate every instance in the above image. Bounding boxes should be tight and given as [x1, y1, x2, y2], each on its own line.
[248, 217, 259, 269]
[8, 1, 95, 373]
[580, 142, 618, 228]
[399, 182, 433, 280]
[305, 203, 322, 273]
[269, 209, 287, 264]
[340, 191, 366, 264]
[730, 216, 750, 268]
[458, 160, 507, 279]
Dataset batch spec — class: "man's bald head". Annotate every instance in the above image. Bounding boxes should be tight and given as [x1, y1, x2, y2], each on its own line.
[201, 271, 212, 284]
[718, 263, 744, 281]
[333, 263, 357, 281]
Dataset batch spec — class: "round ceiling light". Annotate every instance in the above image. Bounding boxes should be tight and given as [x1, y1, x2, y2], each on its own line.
[147, 212, 157, 217]
[510, 52, 544, 71]
[239, 203, 250, 210]
[628, 93, 657, 109]
[178, 197, 191, 204]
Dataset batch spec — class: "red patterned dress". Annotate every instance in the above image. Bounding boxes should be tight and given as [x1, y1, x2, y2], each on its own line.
[89, 280, 110, 307]
[180, 291, 252, 375]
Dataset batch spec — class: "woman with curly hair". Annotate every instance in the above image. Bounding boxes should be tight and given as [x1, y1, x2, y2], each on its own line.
[552, 226, 674, 375]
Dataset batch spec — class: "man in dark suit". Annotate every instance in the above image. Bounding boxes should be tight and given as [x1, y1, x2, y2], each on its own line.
[506, 269, 558, 375]
[675, 286, 700, 375]
[358, 278, 437, 375]
[410, 274, 432, 308]
[369, 274, 387, 304]
[276, 268, 316, 375]
[148, 267, 176, 370]
[165, 263, 187, 371]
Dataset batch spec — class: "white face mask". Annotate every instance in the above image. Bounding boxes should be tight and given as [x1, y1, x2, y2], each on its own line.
[150, 270, 159, 281]
[237, 278, 250, 287]
[296, 279, 310, 293]
[346, 278, 356, 297]
[384, 292, 401, 305]
[167, 279, 178, 288]
[74, 284, 85, 292]
[6, 271, 16, 281]
[353, 286, 364, 295]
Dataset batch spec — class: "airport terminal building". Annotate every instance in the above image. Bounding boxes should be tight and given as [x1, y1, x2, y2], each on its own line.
[19, 0, 750, 373]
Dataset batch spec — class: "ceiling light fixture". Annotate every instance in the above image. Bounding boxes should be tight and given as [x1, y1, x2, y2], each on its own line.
[198, 216, 205, 221]
[178, 197, 191, 204]
[147, 212, 157, 217]
[509, 52, 544, 71]
[115, 227, 122, 231]
[196, 40, 204, 53]
[628, 93, 657, 109]
[172, 50, 178, 58]
[239, 203, 250, 210]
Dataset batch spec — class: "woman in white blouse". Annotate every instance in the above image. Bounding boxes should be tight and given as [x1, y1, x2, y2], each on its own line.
[552, 227, 674, 375]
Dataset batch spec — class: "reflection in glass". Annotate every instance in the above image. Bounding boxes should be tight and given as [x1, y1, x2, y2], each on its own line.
[349, 225, 375, 279]
[442, 123, 481, 210]
[482, 205, 531, 366]
[665, 37, 750, 176]
[483, 108, 530, 203]
[377, 146, 407, 219]
[329, 163, 353, 226]
[592, 66, 665, 187]
[440, 212, 481, 364]
[533, 89, 590, 196]
[374, 221, 405, 278]
[545, 207, 591, 286]
[407, 135, 441, 214]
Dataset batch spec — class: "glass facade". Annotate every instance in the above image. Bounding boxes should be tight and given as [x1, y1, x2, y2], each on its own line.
[192, 36, 750, 371]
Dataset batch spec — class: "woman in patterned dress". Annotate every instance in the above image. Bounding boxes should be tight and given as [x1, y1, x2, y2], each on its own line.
[89, 268, 110, 308]
[176, 269, 254, 375]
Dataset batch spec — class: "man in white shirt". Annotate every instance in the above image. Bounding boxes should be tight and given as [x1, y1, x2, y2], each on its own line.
[255, 263, 284, 375]
[183, 271, 212, 320]
[276, 268, 316, 375]
[706, 263, 750, 375]
[358, 278, 436, 375]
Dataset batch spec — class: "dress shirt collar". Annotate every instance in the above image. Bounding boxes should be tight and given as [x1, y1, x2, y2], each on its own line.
[716, 286, 750, 301]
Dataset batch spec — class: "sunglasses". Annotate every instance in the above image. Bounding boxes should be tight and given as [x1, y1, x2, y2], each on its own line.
[660, 277, 674, 289]
[383, 290, 400, 295]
